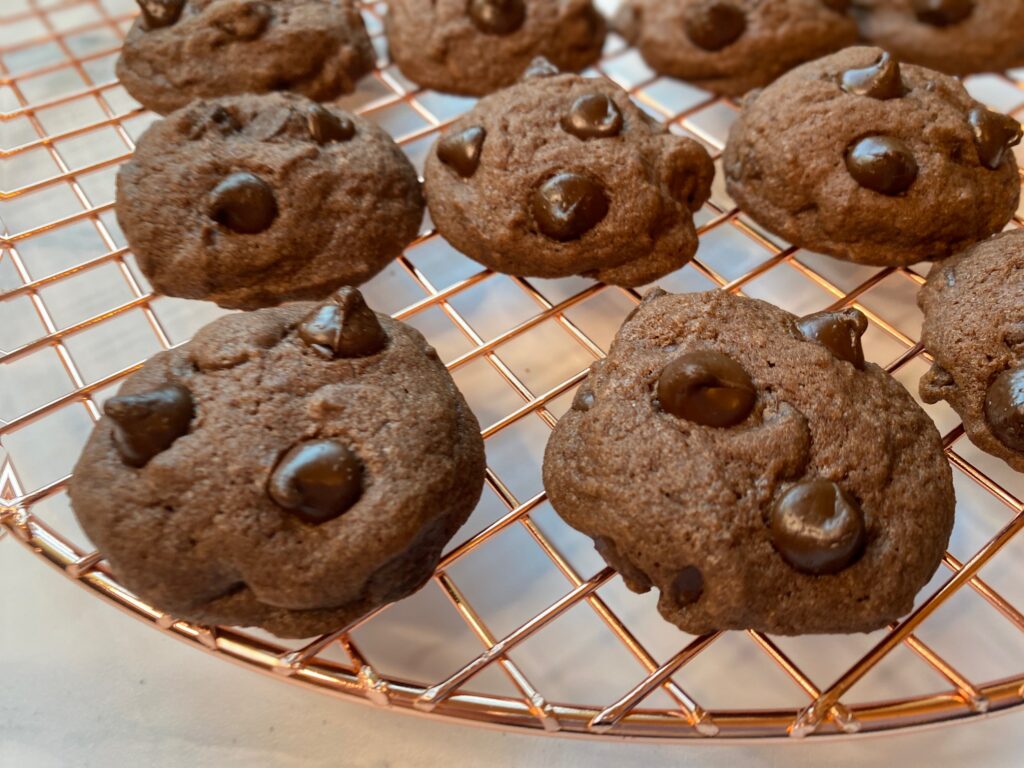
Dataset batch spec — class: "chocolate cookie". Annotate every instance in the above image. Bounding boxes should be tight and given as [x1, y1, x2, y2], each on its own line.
[543, 289, 955, 635]
[68, 288, 486, 638]
[920, 230, 1024, 473]
[615, 0, 858, 97]
[385, 0, 606, 96]
[856, 0, 1024, 76]
[423, 64, 715, 286]
[117, 0, 375, 115]
[116, 93, 425, 310]
[724, 46, 1022, 267]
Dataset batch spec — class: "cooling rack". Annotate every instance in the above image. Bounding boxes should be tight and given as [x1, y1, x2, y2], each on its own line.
[3, 0, 1024, 742]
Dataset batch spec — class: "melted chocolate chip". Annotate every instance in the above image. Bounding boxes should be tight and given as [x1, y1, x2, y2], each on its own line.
[299, 286, 387, 359]
[137, 0, 185, 30]
[657, 351, 756, 427]
[985, 367, 1024, 452]
[671, 566, 704, 606]
[913, 0, 974, 26]
[572, 387, 596, 412]
[770, 479, 867, 575]
[968, 107, 1023, 170]
[467, 0, 526, 35]
[105, 383, 194, 467]
[845, 136, 918, 195]
[268, 439, 363, 524]
[840, 52, 906, 100]
[523, 56, 560, 79]
[797, 309, 869, 369]
[821, 0, 850, 12]
[532, 172, 609, 241]
[561, 94, 624, 140]
[437, 126, 487, 178]
[209, 172, 278, 234]
[683, 1, 746, 52]
[306, 105, 355, 144]
[215, 1, 270, 39]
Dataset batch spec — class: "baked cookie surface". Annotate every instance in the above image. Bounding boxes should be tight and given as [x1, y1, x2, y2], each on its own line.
[117, 0, 375, 115]
[543, 289, 954, 635]
[385, 0, 606, 96]
[616, 0, 858, 97]
[423, 64, 715, 286]
[920, 230, 1024, 473]
[723, 46, 1021, 267]
[69, 288, 485, 638]
[116, 93, 424, 310]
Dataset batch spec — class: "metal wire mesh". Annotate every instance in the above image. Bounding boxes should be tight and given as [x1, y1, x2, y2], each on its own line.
[3, 0, 1024, 741]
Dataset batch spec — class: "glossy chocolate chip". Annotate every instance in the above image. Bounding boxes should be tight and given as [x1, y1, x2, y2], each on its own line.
[797, 309, 869, 369]
[840, 52, 905, 100]
[437, 126, 487, 178]
[268, 439, 363, 524]
[770, 479, 867, 575]
[671, 566, 704, 606]
[523, 56, 560, 79]
[683, 1, 746, 51]
[845, 136, 918, 195]
[532, 173, 609, 241]
[209, 172, 278, 234]
[137, 0, 185, 29]
[306, 105, 355, 144]
[105, 383, 194, 468]
[561, 94, 624, 140]
[968, 107, 1023, 171]
[299, 287, 387, 359]
[467, 0, 526, 35]
[986, 367, 1024, 452]
[657, 351, 756, 427]
[913, 0, 974, 26]
[572, 387, 596, 412]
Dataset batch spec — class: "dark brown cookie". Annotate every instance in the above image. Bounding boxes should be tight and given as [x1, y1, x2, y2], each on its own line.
[116, 93, 424, 310]
[724, 46, 1021, 267]
[543, 289, 955, 635]
[68, 288, 486, 638]
[117, 0, 375, 115]
[385, 0, 606, 96]
[920, 230, 1024, 472]
[615, 0, 858, 97]
[423, 64, 714, 286]
[856, 0, 1024, 76]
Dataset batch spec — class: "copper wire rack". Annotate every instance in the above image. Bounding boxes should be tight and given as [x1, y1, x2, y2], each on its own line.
[3, 0, 1024, 742]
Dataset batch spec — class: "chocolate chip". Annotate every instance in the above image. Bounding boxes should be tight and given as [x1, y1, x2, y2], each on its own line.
[209, 172, 278, 234]
[572, 387, 596, 412]
[845, 136, 918, 196]
[968, 106, 1022, 171]
[821, 0, 850, 11]
[215, 1, 270, 39]
[532, 172, 609, 241]
[523, 56, 560, 79]
[299, 286, 387, 359]
[671, 566, 704, 606]
[657, 351, 756, 427]
[683, 1, 746, 52]
[105, 383, 194, 467]
[985, 367, 1024, 452]
[437, 126, 486, 178]
[268, 439, 363, 524]
[770, 479, 867, 575]
[561, 94, 624, 140]
[840, 52, 906, 100]
[137, 0, 185, 30]
[913, 0, 974, 26]
[797, 309, 869, 369]
[467, 0, 526, 35]
[306, 105, 355, 144]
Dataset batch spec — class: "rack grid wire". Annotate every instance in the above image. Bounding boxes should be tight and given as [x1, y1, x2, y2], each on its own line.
[3, 0, 1024, 742]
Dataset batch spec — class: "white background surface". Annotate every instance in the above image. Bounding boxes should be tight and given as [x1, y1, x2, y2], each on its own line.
[3, 537, 1022, 768]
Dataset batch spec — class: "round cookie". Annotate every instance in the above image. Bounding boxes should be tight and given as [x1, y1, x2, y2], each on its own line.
[116, 93, 424, 310]
[615, 0, 858, 97]
[724, 46, 1022, 267]
[117, 0, 375, 115]
[423, 64, 715, 286]
[543, 289, 955, 635]
[919, 230, 1024, 473]
[856, 0, 1024, 76]
[385, 0, 606, 96]
[68, 288, 486, 638]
